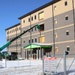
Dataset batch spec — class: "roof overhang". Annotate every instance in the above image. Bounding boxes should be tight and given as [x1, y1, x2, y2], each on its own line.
[24, 43, 52, 49]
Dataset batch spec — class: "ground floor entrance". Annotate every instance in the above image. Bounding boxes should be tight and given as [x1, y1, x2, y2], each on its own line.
[24, 43, 52, 59]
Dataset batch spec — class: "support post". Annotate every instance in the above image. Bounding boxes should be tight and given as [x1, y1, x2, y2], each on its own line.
[42, 48, 44, 75]
[39, 50, 41, 59]
[37, 50, 38, 60]
[26, 49, 27, 59]
[64, 51, 67, 75]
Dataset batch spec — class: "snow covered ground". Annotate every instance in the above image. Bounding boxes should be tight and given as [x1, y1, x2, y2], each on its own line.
[0, 58, 75, 75]
[0, 60, 43, 75]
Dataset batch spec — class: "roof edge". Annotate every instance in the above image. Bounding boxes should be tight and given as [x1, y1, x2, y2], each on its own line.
[18, 0, 61, 19]
[5, 23, 20, 31]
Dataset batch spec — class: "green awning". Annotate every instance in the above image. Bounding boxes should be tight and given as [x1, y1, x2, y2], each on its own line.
[24, 43, 52, 49]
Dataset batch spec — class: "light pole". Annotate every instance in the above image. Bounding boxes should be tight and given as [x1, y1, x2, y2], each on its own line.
[64, 51, 67, 75]
[64, 51, 69, 75]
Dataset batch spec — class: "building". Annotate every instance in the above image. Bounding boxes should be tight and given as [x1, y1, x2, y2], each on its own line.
[6, 23, 22, 58]
[6, 0, 75, 59]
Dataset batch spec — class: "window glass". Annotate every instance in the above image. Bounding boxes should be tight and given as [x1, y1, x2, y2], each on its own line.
[31, 17, 33, 21]
[28, 18, 30, 22]
[38, 11, 44, 20]
[34, 15, 36, 19]
[39, 24, 44, 31]
[32, 39, 33, 43]
[67, 46, 70, 51]
[23, 20, 25, 23]
[39, 36, 45, 43]
[65, 16, 68, 20]
[55, 33, 58, 38]
[55, 47, 58, 52]
[35, 38, 37, 42]
[54, 6, 56, 10]
[66, 30, 69, 35]
[54, 19, 57, 24]
[65, 1, 68, 6]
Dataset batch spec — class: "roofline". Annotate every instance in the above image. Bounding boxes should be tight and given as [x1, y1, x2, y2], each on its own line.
[18, 0, 61, 19]
[5, 23, 20, 31]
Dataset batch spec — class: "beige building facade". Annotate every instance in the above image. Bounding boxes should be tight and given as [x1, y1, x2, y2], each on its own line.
[6, 0, 75, 59]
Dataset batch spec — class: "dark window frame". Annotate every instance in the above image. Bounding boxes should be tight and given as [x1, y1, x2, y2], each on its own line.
[65, 16, 68, 20]
[35, 38, 37, 42]
[34, 15, 36, 20]
[28, 18, 30, 22]
[66, 31, 69, 35]
[39, 24, 44, 31]
[67, 47, 70, 51]
[65, 1, 68, 6]
[32, 39, 34, 43]
[31, 17, 33, 21]
[23, 20, 25, 23]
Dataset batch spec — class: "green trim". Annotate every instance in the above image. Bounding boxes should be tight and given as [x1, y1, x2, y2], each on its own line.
[24, 43, 51, 49]
[36, 24, 40, 30]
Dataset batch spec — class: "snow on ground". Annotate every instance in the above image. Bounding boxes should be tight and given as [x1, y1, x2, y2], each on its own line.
[0, 66, 42, 75]
[0, 60, 43, 75]
[0, 58, 75, 75]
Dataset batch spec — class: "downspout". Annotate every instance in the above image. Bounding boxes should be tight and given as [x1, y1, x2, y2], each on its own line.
[72, 0, 75, 42]
[52, 4, 55, 57]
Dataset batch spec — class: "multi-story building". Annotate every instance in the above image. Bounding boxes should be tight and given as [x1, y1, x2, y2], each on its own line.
[6, 23, 22, 58]
[6, 0, 75, 59]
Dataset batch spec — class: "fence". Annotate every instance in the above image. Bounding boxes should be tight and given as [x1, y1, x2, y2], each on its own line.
[0, 60, 42, 75]
[0, 55, 75, 75]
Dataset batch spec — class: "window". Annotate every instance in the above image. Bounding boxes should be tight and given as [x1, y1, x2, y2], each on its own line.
[34, 15, 36, 19]
[28, 18, 30, 22]
[10, 31, 11, 33]
[35, 38, 37, 42]
[19, 44, 21, 46]
[39, 24, 44, 31]
[24, 41, 25, 43]
[65, 16, 68, 20]
[23, 20, 25, 23]
[54, 6, 56, 10]
[55, 33, 58, 38]
[32, 39, 33, 43]
[67, 46, 70, 51]
[38, 11, 44, 20]
[55, 47, 58, 52]
[29, 40, 30, 43]
[54, 19, 57, 24]
[66, 30, 69, 35]
[39, 36, 45, 43]
[65, 1, 68, 6]
[31, 17, 33, 21]
[16, 28, 18, 31]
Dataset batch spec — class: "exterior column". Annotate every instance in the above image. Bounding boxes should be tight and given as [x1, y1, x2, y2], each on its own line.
[27, 50, 29, 59]
[37, 50, 38, 60]
[30, 49, 32, 59]
[26, 49, 27, 59]
[32, 53, 34, 59]
[41, 48, 44, 58]
[25, 49, 26, 59]
[39, 49, 41, 60]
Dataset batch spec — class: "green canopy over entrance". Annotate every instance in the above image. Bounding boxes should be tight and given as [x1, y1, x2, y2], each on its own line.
[24, 43, 52, 49]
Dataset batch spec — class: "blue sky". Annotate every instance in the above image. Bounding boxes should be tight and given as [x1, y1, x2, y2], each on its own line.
[0, 0, 52, 51]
